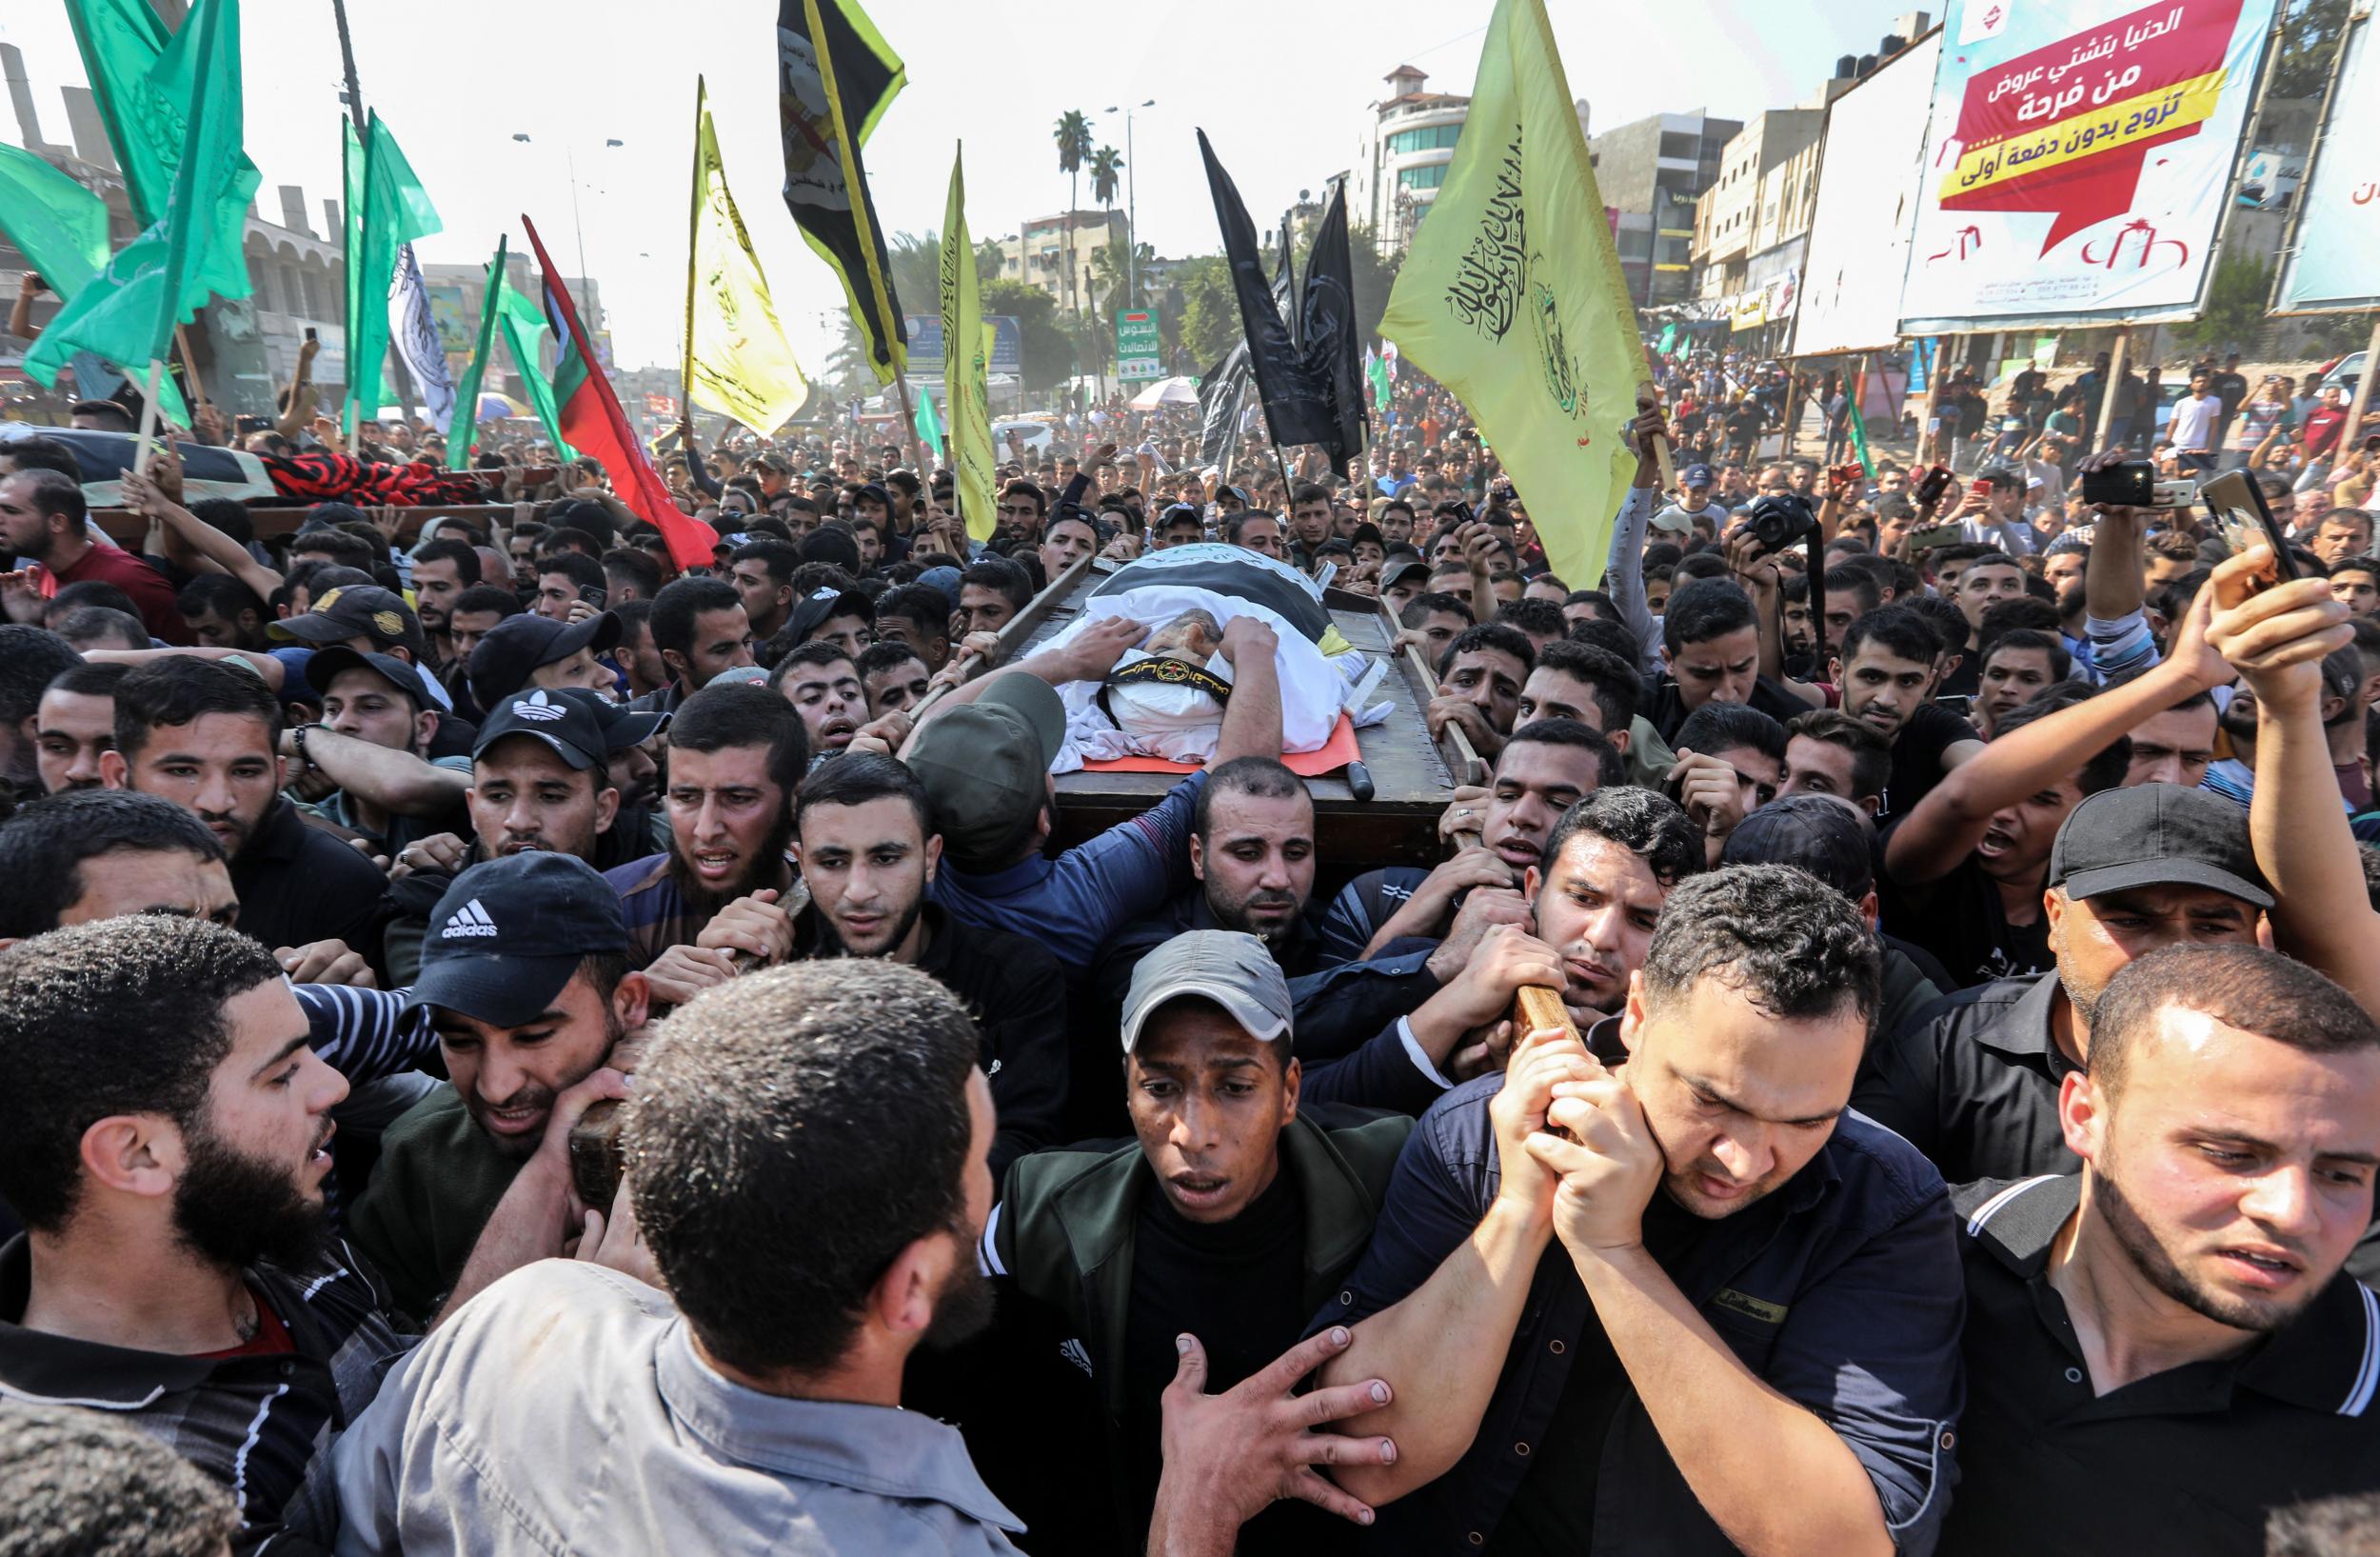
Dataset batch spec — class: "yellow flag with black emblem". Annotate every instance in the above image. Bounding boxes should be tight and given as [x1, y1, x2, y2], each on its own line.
[685, 77, 809, 434]
[940, 145, 999, 542]
[1379, 0, 1644, 589]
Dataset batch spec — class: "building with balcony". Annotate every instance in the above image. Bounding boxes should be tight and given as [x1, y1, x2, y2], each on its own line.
[1350, 64, 1592, 259]
[1588, 110, 1740, 309]
[994, 210, 1126, 310]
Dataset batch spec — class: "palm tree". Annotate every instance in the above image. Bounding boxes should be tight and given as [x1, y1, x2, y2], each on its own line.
[1053, 110, 1092, 320]
[1089, 145, 1124, 209]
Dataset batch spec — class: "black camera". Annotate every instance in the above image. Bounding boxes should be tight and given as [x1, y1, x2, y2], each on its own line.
[1746, 491, 1819, 554]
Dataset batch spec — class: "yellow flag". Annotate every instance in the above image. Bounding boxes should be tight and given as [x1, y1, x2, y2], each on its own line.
[941, 145, 999, 541]
[1379, 0, 1643, 589]
[687, 80, 809, 434]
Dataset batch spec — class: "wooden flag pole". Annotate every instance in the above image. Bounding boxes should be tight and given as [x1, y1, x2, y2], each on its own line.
[131, 358, 168, 476]
[681, 77, 704, 432]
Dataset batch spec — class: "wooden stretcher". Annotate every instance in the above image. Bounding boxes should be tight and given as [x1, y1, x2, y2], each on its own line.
[929, 551, 1479, 867]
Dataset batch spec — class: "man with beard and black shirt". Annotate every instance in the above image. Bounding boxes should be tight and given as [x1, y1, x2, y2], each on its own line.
[689, 753, 1067, 1178]
[101, 657, 391, 970]
[0, 916, 410, 1552]
[347, 851, 647, 1325]
[605, 683, 804, 1009]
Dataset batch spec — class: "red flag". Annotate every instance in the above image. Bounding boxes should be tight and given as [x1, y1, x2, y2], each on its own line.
[519, 214, 714, 572]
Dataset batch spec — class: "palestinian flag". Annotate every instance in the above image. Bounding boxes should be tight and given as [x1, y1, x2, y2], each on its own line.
[520, 214, 715, 572]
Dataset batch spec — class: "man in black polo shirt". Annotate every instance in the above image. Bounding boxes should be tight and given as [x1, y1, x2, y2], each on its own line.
[1857, 784, 2269, 1181]
[1942, 944, 2380, 1556]
[947, 930, 1415, 1557]
[0, 915, 409, 1551]
[1313, 863, 1964, 1555]
[101, 656, 390, 968]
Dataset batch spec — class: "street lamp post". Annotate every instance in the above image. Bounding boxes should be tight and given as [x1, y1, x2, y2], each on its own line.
[511, 132, 623, 321]
[1104, 99, 1156, 308]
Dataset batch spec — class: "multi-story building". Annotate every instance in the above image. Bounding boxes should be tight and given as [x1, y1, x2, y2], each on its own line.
[1692, 110, 1824, 303]
[1589, 110, 1740, 309]
[1350, 64, 1591, 259]
[993, 210, 1125, 311]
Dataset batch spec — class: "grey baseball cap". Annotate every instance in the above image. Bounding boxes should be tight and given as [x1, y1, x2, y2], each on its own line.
[1120, 930, 1294, 1052]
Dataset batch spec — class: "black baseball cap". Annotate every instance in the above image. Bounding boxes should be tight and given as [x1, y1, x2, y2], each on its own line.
[783, 585, 876, 648]
[1382, 558, 1433, 590]
[1721, 795, 1874, 899]
[554, 685, 667, 751]
[471, 688, 609, 770]
[466, 611, 622, 709]
[2048, 784, 2271, 908]
[302, 646, 435, 709]
[268, 585, 423, 656]
[407, 851, 629, 1028]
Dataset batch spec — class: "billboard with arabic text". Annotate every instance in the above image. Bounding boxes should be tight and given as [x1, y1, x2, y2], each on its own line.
[1899, 0, 2276, 331]
[2272, 15, 2379, 314]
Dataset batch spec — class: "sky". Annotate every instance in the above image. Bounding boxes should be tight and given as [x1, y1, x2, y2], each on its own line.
[0, 0, 1923, 372]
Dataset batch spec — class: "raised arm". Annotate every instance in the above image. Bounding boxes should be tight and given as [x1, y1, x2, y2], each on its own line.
[1885, 613, 2225, 887]
[1602, 402, 1668, 674]
[279, 725, 470, 819]
[275, 335, 322, 443]
[121, 461, 284, 601]
[2206, 552, 2380, 1012]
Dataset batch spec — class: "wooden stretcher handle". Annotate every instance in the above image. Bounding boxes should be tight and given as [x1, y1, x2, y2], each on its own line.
[1406, 640, 1486, 788]
[1513, 984, 1582, 1046]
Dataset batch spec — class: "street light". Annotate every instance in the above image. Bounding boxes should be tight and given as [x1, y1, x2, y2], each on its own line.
[1103, 99, 1156, 309]
[510, 132, 624, 320]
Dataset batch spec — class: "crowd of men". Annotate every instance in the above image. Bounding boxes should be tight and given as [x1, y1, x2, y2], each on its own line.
[0, 339, 2377, 1557]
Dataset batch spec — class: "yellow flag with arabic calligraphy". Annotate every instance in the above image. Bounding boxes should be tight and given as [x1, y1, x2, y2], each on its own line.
[688, 78, 809, 433]
[941, 145, 1000, 541]
[1378, 0, 1644, 591]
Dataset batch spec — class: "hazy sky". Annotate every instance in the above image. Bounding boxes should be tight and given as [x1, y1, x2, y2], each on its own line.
[0, 0, 1921, 370]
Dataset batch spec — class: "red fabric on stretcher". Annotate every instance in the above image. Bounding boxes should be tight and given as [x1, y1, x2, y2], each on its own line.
[1075, 712, 1360, 776]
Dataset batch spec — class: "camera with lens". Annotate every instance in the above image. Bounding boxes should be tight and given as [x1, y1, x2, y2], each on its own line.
[1746, 491, 1820, 555]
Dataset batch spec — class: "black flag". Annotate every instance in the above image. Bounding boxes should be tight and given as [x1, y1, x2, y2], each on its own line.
[1197, 234, 1293, 471]
[1198, 130, 1339, 458]
[777, 0, 908, 382]
[1298, 180, 1368, 473]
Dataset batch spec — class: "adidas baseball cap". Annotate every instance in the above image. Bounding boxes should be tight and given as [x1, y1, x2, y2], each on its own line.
[408, 852, 630, 1028]
[1120, 930, 1294, 1053]
[472, 688, 608, 770]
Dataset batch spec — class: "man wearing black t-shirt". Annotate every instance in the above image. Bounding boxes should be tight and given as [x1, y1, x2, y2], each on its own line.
[1638, 577, 1811, 744]
[1832, 606, 1983, 826]
[960, 931, 1412, 1557]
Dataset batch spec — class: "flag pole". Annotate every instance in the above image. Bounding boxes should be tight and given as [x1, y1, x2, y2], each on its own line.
[681, 76, 703, 431]
[131, 357, 167, 475]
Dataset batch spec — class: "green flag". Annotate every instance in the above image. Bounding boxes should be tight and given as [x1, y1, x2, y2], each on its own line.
[1365, 348, 1392, 411]
[27, 0, 248, 392]
[911, 383, 943, 446]
[0, 143, 109, 295]
[62, 0, 257, 311]
[1377, 0, 1643, 591]
[1846, 393, 1875, 478]
[0, 143, 191, 428]
[446, 237, 509, 470]
[496, 275, 572, 459]
[347, 112, 442, 427]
